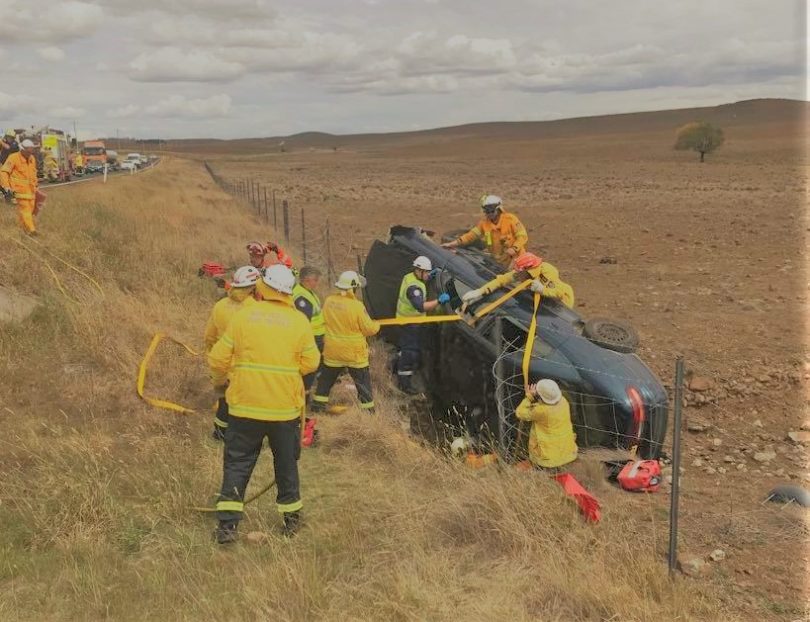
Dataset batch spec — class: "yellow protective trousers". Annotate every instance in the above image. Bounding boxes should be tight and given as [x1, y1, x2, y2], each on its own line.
[16, 198, 36, 233]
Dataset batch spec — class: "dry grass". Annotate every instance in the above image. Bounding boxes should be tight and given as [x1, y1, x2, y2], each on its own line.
[0, 158, 774, 621]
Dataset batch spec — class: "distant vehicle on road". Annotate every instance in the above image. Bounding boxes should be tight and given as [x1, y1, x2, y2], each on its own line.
[85, 160, 105, 174]
[83, 140, 106, 165]
[126, 153, 143, 168]
[106, 150, 119, 170]
[120, 160, 138, 172]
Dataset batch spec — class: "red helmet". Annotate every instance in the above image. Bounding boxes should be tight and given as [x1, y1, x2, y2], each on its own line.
[515, 252, 542, 271]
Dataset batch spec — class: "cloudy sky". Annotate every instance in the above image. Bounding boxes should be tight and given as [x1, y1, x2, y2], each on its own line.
[0, 0, 805, 139]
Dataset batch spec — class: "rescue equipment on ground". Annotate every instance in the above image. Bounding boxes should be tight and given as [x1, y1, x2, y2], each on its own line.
[302, 417, 318, 447]
[198, 262, 227, 278]
[554, 472, 601, 523]
[617, 460, 661, 493]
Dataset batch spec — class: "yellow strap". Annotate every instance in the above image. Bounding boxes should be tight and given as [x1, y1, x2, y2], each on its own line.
[522, 291, 542, 391]
[137, 332, 201, 415]
[377, 315, 460, 326]
[473, 278, 533, 319]
[20, 235, 104, 296]
[191, 479, 277, 513]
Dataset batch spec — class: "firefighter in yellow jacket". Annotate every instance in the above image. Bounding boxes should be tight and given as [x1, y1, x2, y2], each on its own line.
[208, 264, 320, 543]
[292, 266, 325, 391]
[310, 270, 380, 413]
[204, 265, 260, 440]
[442, 195, 528, 266]
[515, 379, 577, 469]
[1, 139, 39, 235]
[461, 252, 574, 309]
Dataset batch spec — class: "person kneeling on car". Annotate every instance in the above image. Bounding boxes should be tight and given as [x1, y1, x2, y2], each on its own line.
[394, 255, 450, 394]
[461, 252, 574, 309]
[515, 379, 578, 470]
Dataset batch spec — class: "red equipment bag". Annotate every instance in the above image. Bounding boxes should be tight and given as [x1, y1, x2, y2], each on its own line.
[554, 472, 602, 523]
[33, 189, 47, 216]
[617, 460, 661, 493]
[199, 262, 226, 278]
[302, 417, 318, 448]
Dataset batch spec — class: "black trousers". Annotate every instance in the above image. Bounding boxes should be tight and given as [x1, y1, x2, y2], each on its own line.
[397, 325, 422, 382]
[216, 416, 302, 523]
[303, 335, 325, 392]
[311, 364, 374, 411]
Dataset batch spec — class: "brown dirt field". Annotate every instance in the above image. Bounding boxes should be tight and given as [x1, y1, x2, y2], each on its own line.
[202, 99, 809, 617]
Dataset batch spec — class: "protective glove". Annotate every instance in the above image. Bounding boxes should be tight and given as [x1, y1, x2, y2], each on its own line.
[437, 293, 450, 304]
[462, 288, 483, 303]
[428, 268, 439, 280]
[530, 279, 544, 294]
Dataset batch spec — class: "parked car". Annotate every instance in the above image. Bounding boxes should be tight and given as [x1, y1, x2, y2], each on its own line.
[84, 160, 106, 174]
[125, 153, 142, 168]
[364, 226, 668, 459]
[120, 160, 137, 172]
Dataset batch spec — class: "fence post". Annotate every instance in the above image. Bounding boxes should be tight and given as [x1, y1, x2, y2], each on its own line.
[263, 188, 269, 223]
[282, 200, 290, 242]
[301, 207, 307, 263]
[272, 190, 278, 228]
[668, 356, 685, 576]
[325, 219, 334, 284]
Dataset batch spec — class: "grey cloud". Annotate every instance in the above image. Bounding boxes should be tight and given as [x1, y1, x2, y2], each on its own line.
[2, 1, 103, 43]
[129, 47, 246, 82]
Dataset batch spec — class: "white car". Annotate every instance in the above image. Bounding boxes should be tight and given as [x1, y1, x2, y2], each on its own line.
[120, 161, 138, 171]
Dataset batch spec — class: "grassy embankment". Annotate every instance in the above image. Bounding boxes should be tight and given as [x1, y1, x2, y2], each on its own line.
[0, 158, 720, 621]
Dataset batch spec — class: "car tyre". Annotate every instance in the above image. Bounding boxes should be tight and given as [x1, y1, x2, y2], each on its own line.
[583, 317, 640, 354]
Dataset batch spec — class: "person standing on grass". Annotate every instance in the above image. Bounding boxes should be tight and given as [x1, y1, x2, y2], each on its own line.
[310, 270, 380, 414]
[208, 264, 320, 543]
[1, 139, 40, 236]
[515, 379, 577, 470]
[204, 265, 260, 441]
[293, 265, 326, 391]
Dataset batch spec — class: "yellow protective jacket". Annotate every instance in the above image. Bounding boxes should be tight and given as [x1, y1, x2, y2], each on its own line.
[322, 290, 380, 368]
[480, 261, 574, 308]
[208, 290, 320, 422]
[456, 211, 528, 266]
[0, 151, 38, 199]
[204, 288, 255, 352]
[515, 395, 578, 468]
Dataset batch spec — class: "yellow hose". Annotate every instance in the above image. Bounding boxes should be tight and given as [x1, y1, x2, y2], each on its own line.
[136, 332, 201, 415]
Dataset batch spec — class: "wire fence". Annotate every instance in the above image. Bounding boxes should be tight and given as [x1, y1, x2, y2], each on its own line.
[202, 160, 809, 593]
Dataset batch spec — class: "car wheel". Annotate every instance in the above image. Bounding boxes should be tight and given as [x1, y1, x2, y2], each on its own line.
[583, 317, 640, 354]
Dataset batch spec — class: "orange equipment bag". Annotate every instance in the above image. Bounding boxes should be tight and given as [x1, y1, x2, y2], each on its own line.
[198, 262, 226, 278]
[302, 417, 318, 448]
[617, 460, 661, 493]
[33, 189, 46, 215]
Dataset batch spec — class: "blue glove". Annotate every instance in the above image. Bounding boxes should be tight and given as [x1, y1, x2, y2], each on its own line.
[437, 293, 451, 304]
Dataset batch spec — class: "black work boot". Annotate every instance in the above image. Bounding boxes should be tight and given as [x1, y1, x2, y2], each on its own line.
[282, 511, 302, 538]
[214, 521, 238, 545]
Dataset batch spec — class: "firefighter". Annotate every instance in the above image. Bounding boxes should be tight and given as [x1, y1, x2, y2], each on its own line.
[515, 379, 577, 469]
[73, 152, 85, 174]
[204, 265, 260, 441]
[395, 256, 450, 394]
[441, 195, 528, 266]
[208, 264, 320, 543]
[43, 148, 59, 182]
[461, 252, 574, 309]
[1, 139, 39, 235]
[246, 240, 293, 271]
[0, 129, 18, 165]
[310, 270, 380, 413]
[293, 265, 325, 391]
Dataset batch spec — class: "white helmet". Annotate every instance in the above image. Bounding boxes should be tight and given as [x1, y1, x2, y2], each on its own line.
[231, 265, 261, 288]
[335, 270, 367, 290]
[262, 264, 295, 294]
[413, 256, 432, 271]
[535, 379, 562, 405]
[450, 437, 469, 457]
[481, 194, 502, 210]
[20, 139, 35, 149]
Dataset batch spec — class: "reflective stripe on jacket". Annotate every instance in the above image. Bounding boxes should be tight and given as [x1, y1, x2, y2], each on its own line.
[293, 284, 326, 336]
[204, 289, 255, 352]
[322, 290, 380, 368]
[515, 395, 578, 468]
[396, 272, 426, 318]
[208, 290, 320, 422]
[0, 151, 38, 199]
[480, 261, 575, 309]
[457, 211, 528, 265]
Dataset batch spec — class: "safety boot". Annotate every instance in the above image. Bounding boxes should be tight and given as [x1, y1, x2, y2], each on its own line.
[214, 521, 238, 545]
[281, 511, 301, 538]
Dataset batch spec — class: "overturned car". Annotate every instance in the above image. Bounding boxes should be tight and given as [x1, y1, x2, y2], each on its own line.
[364, 226, 668, 459]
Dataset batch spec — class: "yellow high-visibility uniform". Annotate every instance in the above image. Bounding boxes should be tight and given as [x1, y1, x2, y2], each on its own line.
[293, 283, 326, 336]
[208, 289, 320, 422]
[321, 290, 380, 368]
[456, 211, 528, 266]
[515, 395, 578, 468]
[0, 151, 38, 233]
[480, 261, 574, 308]
[204, 288, 255, 352]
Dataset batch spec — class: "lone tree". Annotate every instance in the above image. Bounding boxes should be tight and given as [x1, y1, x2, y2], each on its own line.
[674, 121, 724, 162]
